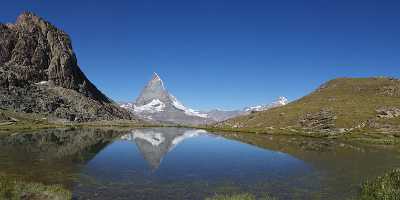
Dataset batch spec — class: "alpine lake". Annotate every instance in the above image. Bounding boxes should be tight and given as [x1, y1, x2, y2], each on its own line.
[0, 127, 399, 200]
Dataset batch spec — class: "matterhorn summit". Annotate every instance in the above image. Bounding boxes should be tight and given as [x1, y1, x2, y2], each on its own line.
[120, 73, 213, 125]
[135, 73, 170, 106]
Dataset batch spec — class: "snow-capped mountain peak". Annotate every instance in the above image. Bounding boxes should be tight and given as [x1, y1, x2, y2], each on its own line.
[152, 72, 164, 88]
[120, 73, 212, 125]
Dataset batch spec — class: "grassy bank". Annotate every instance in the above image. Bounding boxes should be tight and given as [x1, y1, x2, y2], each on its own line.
[0, 109, 161, 134]
[0, 175, 71, 200]
[204, 168, 400, 200]
[356, 168, 400, 200]
[2, 108, 400, 146]
[205, 193, 276, 200]
[196, 125, 400, 146]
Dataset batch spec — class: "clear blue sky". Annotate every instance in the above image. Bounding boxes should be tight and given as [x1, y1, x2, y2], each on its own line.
[2, 0, 400, 110]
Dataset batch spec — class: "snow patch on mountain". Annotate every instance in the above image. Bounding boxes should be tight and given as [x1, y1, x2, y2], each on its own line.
[35, 81, 48, 85]
[244, 96, 288, 112]
[133, 99, 166, 113]
[170, 95, 208, 118]
[273, 96, 289, 106]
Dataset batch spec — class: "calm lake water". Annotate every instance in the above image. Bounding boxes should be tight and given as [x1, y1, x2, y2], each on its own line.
[0, 127, 399, 200]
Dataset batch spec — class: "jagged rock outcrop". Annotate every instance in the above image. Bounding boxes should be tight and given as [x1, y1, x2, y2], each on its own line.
[0, 12, 136, 122]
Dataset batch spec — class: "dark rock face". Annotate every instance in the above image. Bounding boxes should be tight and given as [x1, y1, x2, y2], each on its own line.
[0, 13, 105, 100]
[0, 12, 135, 121]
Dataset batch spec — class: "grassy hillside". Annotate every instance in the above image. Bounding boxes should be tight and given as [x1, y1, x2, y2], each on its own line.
[216, 77, 400, 137]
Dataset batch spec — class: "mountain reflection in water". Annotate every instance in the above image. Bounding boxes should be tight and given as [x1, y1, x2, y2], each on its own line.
[0, 128, 399, 200]
[121, 129, 209, 170]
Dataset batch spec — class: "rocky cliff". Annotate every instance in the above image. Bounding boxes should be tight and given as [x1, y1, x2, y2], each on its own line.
[0, 12, 135, 122]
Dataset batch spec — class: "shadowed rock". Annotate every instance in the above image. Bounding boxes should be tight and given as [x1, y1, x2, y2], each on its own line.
[0, 12, 136, 122]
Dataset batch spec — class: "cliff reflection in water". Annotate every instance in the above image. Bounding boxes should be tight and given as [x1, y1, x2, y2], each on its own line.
[0, 128, 126, 186]
[0, 127, 209, 181]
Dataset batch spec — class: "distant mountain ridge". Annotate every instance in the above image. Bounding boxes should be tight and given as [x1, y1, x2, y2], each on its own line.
[244, 96, 288, 112]
[121, 73, 288, 124]
[202, 96, 288, 121]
